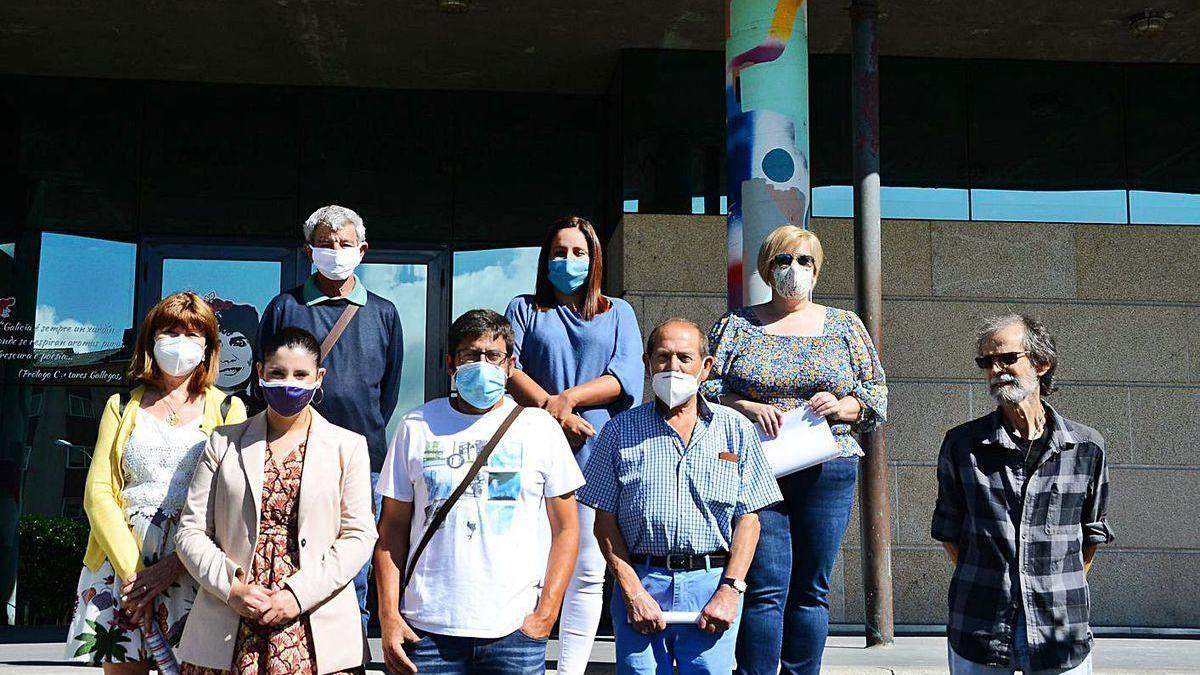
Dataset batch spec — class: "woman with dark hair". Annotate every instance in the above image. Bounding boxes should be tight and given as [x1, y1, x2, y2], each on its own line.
[67, 292, 246, 672]
[504, 215, 644, 675]
[175, 327, 376, 675]
[210, 299, 260, 401]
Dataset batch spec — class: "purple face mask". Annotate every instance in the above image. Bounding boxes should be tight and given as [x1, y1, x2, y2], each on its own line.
[259, 379, 318, 417]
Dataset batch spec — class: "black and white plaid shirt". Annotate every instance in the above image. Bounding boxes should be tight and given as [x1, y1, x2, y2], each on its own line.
[931, 403, 1114, 671]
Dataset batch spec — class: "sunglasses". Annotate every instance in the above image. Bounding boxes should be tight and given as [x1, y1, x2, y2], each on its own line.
[773, 253, 816, 268]
[974, 351, 1029, 369]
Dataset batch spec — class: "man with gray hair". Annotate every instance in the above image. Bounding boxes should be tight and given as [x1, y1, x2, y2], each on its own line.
[932, 314, 1113, 675]
[258, 204, 404, 631]
[578, 318, 781, 674]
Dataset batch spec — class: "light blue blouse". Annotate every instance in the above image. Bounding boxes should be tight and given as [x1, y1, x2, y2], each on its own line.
[505, 295, 645, 468]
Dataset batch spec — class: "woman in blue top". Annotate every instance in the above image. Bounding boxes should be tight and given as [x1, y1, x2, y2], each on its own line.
[505, 215, 644, 675]
[702, 225, 887, 675]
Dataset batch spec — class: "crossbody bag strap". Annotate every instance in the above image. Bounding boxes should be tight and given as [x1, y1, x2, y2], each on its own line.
[401, 404, 525, 595]
[319, 303, 360, 363]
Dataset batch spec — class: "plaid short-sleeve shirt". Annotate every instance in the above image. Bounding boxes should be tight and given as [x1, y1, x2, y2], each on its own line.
[577, 399, 782, 556]
[932, 404, 1114, 672]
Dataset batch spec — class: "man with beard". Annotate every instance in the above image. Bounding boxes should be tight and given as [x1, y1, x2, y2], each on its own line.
[931, 314, 1113, 675]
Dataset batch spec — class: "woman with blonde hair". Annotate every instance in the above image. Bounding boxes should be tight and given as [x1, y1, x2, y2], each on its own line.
[67, 292, 247, 671]
[702, 225, 888, 675]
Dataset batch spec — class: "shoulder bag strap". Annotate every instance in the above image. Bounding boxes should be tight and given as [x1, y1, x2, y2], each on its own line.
[320, 303, 360, 363]
[401, 404, 525, 595]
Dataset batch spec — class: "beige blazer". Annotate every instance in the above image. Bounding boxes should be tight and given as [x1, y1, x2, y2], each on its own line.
[175, 409, 377, 674]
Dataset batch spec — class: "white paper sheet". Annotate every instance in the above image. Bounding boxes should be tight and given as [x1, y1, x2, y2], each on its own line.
[624, 610, 700, 625]
[757, 405, 841, 477]
[661, 611, 701, 624]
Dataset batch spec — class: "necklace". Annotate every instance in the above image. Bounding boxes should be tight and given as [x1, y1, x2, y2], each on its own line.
[163, 398, 181, 427]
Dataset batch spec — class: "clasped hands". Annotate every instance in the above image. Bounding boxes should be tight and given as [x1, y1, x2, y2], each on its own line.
[228, 578, 301, 625]
[542, 392, 594, 449]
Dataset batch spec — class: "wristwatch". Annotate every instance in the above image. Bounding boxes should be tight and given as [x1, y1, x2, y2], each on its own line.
[721, 577, 747, 594]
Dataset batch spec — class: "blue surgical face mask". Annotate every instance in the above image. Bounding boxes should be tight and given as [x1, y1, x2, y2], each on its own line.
[547, 258, 590, 295]
[453, 361, 508, 410]
[259, 379, 318, 417]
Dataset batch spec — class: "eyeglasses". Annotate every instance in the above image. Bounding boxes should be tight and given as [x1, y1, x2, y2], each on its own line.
[974, 351, 1029, 369]
[773, 253, 816, 268]
[454, 348, 508, 365]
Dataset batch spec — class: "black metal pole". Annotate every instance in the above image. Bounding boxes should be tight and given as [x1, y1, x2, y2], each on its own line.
[850, 0, 895, 648]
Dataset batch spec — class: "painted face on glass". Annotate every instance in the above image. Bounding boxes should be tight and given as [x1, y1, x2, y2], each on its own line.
[218, 329, 253, 388]
[212, 300, 261, 392]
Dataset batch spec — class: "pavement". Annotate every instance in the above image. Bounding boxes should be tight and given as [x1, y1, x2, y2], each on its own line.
[1, 629, 1198, 673]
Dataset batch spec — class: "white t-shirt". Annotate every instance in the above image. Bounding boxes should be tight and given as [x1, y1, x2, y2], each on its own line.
[376, 396, 585, 638]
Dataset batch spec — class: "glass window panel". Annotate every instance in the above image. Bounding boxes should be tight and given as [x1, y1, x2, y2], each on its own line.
[33, 233, 136, 385]
[162, 258, 282, 396]
[969, 61, 1124, 192]
[452, 248, 539, 321]
[813, 185, 853, 218]
[883, 187, 969, 220]
[1130, 191, 1200, 226]
[358, 263, 428, 433]
[814, 186, 968, 220]
[1126, 64, 1200, 195]
[970, 189, 1127, 224]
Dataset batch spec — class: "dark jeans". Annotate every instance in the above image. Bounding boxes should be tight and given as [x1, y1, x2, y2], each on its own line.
[355, 470, 383, 633]
[396, 628, 548, 675]
[734, 457, 859, 675]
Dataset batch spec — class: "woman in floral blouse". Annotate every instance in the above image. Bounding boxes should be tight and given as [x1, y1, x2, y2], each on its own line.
[702, 225, 887, 675]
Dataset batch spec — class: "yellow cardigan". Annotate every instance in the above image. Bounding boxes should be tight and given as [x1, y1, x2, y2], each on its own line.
[82, 384, 247, 581]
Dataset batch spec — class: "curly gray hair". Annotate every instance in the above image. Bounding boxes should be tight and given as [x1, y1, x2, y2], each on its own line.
[302, 205, 366, 244]
[975, 313, 1058, 396]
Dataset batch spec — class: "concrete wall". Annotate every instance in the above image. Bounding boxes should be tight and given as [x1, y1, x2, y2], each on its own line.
[608, 213, 1200, 628]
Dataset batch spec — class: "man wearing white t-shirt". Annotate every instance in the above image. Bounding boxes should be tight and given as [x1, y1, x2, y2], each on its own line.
[375, 309, 584, 675]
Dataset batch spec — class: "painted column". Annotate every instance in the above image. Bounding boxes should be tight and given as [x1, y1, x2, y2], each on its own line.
[725, 0, 810, 308]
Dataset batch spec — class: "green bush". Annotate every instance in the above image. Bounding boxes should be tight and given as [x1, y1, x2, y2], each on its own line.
[18, 514, 89, 625]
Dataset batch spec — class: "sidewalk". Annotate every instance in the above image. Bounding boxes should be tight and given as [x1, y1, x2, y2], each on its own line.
[2, 633, 1198, 674]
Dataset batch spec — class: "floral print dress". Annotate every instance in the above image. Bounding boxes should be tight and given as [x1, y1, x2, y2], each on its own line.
[66, 413, 206, 664]
[701, 305, 888, 457]
[182, 440, 354, 675]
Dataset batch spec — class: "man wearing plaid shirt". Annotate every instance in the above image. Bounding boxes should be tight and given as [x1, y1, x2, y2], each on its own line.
[578, 318, 781, 674]
[933, 314, 1114, 675]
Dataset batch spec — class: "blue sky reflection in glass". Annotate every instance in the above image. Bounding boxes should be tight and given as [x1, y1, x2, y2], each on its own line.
[35, 233, 136, 354]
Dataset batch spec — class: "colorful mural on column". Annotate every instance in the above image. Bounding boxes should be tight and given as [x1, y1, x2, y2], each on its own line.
[726, 0, 811, 307]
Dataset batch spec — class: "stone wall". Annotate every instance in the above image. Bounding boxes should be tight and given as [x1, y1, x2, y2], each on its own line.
[607, 212, 1200, 628]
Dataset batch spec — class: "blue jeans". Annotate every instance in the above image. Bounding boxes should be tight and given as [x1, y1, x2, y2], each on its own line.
[735, 457, 859, 675]
[355, 470, 383, 633]
[948, 617, 1094, 675]
[399, 627, 547, 674]
[612, 564, 743, 674]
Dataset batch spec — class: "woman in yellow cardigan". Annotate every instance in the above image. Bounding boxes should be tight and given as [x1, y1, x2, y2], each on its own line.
[66, 292, 247, 672]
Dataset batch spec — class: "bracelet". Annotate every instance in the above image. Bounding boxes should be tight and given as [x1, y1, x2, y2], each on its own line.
[628, 591, 647, 603]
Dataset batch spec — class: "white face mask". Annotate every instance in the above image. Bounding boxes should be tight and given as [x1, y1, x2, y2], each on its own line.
[651, 370, 699, 409]
[310, 246, 363, 281]
[154, 335, 205, 377]
[771, 261, 814, 300]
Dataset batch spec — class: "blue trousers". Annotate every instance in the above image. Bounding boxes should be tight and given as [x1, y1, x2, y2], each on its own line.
[612, 564, 743, 675]
[734, 457, 859, 675]
[399, 627, 547, 675]
[354, 470, 383, 633]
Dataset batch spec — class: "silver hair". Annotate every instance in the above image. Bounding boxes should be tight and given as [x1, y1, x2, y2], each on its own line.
[302, 205, 366, 244]
[975, 313, 1058, 396]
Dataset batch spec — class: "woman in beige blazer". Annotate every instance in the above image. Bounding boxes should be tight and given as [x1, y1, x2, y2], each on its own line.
[175, 327, 377, 675]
